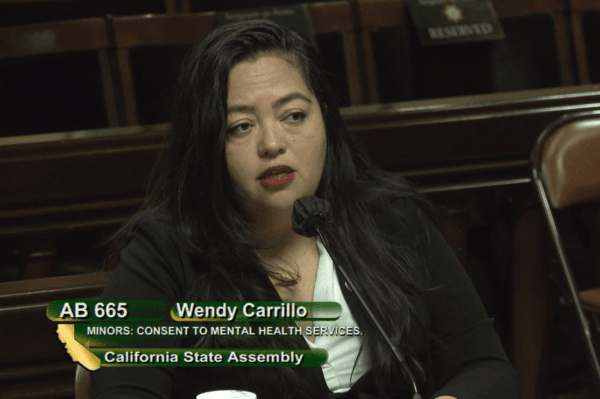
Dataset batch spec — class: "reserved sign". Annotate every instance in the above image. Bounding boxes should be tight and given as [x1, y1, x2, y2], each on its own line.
[214, 4, 317, 50]
[407, 0, 505, 46]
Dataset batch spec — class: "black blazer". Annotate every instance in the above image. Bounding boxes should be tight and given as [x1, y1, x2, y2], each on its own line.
[91, 198, 521, 399]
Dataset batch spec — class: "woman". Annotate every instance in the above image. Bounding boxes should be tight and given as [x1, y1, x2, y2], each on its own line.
[92, 19, 521, 399]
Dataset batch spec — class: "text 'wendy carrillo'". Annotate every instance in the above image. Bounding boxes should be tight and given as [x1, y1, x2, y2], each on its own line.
[46, 300, 342, 322]
[170, 301, 342, 322]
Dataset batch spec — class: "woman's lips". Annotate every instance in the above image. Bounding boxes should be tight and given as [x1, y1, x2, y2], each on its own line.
[258, 165, 294, 179]
[260, 172, 294, 187]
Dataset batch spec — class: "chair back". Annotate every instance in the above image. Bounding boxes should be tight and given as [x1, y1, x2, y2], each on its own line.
[0, 0, 170, 29]
[112, 13, 214, 126]
[177, 1, 361, 105]
[362, 1, 565, 103]
[532, 110, 600, 210]
[112, 4, 360, 126]
[0, 18, 122, 136]
[531, 109, 600, 395]
[569, 0, 600, 84]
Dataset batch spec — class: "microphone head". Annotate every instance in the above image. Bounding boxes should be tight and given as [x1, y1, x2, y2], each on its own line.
[292, 196, 333, 238]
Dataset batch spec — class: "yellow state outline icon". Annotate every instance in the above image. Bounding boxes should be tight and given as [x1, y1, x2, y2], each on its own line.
[57, 324, 101, 371]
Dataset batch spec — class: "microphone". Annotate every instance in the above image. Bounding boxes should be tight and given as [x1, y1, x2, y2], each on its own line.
[292, 196, 333, 238]
[292, 196, 422, 399]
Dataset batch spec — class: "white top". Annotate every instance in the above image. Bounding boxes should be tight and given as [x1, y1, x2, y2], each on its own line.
[301, 239, 371, 393]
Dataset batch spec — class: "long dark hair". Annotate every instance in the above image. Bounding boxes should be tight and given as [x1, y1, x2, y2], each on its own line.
[106, 19, 442, 399]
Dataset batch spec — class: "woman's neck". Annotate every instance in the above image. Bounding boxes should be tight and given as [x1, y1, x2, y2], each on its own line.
[242, 204, 318, 264]
[254, 230, 317, 262]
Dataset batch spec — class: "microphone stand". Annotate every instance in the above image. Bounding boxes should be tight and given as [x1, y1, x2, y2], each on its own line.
[315, 227, 422, 399]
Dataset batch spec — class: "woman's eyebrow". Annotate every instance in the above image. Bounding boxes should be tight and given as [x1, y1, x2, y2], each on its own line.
[272, 92, 312, 109]
[227, 92, 312, 114]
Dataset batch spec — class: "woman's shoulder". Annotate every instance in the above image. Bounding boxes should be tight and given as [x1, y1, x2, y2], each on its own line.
[124, 208, 191, 254]
[102, 208, 197, 302]
[128, 207, 175, 235]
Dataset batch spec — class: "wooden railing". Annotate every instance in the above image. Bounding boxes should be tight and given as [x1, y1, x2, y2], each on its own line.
[2, 85, 600, 398]
[2, 84, 600, 278]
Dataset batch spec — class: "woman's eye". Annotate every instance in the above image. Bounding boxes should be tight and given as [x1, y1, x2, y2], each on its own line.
[229, 123, 251, 135]
[286, 112, 306, 123]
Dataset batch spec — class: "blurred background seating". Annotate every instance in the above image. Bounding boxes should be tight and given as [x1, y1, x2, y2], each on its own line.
[569, 0, 600, 85]
[0, 0, 174, 28]
[0, 18, 122, 137]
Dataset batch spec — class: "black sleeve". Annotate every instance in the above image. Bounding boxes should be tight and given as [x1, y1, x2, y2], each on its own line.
[91, 216, 196, 399]
[403, 199, 522, 399]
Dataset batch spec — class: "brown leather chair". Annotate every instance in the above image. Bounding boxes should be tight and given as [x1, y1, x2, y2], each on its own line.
[75, 364, 93, 399]
[531, 109, 600, 394]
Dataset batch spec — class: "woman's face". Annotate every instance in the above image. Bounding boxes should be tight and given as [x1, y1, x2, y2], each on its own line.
[225, 54, 327, 220]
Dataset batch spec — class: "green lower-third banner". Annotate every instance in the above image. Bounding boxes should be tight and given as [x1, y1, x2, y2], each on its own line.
[88, 348, 327, 367]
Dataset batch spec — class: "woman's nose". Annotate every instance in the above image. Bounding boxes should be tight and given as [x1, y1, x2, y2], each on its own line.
[258, 122, 286, 157]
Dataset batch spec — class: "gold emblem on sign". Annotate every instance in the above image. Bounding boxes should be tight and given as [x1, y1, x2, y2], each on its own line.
[57, 324, 101, 371]
[443, 4, 464, 23]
